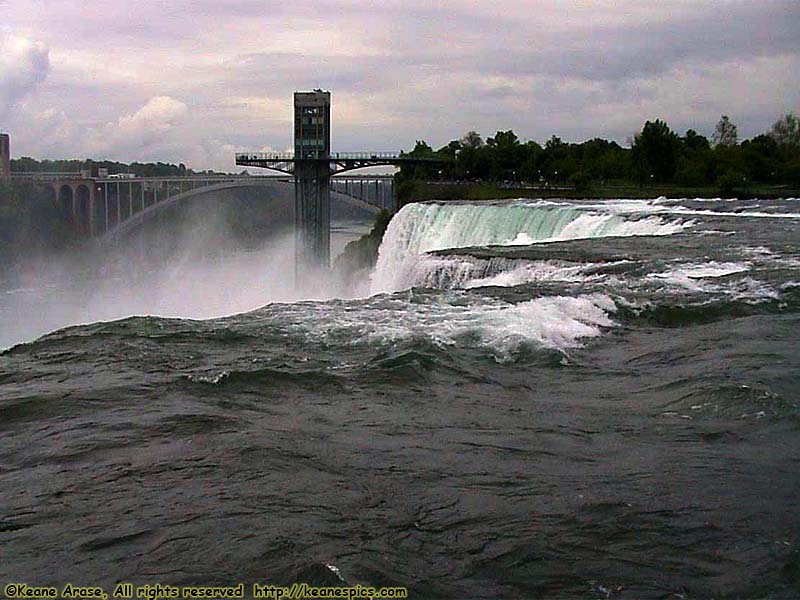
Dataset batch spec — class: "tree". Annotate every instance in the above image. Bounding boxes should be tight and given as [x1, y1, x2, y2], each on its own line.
[545, 135, 564, 150]
[740, 135, 780, 181]
[461, 131, 484, 149]
[568, 170, 592, 192]
[407, 140, 435, 157]
[519, 141, 543, 181]
[769, 113, 800, 150]
[713, 115, 738, 147]
[400, 140, 438, 180]
[630, 119, 680, 183]
[486, 130, 519, 148]
[442, 139, 462, 156]
[717, 170, 746, 197]
[486, 130, 523, 175]
[683, 129, 710, 151]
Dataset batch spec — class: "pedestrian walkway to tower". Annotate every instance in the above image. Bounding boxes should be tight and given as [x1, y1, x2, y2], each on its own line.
[236, 90, 445, 270]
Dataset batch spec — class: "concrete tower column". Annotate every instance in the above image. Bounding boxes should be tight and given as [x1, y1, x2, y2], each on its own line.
[294, 161, 331, 272]
[293, 90, 332, 274]
[1, 133, 11, 180]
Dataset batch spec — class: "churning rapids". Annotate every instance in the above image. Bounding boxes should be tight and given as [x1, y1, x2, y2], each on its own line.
[2, 197, 800, 599]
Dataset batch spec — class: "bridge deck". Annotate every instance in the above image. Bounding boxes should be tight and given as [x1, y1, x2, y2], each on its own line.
[235, 152, 446, 175]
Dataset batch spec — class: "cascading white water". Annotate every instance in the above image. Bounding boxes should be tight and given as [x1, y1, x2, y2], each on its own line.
[392, 254, 609, 290]
[371, 200, 691, 293]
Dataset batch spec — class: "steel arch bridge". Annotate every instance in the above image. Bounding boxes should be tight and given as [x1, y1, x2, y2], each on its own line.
[10, 172, 395, 239]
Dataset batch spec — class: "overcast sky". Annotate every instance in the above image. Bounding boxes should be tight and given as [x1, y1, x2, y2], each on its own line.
[1, 0, 798, 171]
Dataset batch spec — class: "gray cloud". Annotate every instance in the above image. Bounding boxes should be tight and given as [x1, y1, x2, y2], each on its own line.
[0, 0, 798, 169]
[466, 2, 800, 81]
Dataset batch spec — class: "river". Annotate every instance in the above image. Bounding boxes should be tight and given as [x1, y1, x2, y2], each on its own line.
[2, 196, 799, 598]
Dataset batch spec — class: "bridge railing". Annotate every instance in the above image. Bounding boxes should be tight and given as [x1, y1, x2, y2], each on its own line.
[331, 174, 395, 180]
[11, 171, 83, 178]
[331, 152, 402, 160]
[236, 152, 405, 162]
[236, 153, 295, 161]
[10, 172, 286, 182]
[94, 175, 256, 183]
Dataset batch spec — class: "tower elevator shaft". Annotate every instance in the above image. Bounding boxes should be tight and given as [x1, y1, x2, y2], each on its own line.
[294, 160, 331, 272]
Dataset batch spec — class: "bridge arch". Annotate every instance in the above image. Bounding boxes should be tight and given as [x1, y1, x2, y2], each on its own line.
[58, 185, 74, 221]
[105, 179, 294, 241]
[102, 178, 379, 242]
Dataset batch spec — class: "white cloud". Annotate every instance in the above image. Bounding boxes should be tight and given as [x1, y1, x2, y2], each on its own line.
[118, 96, 187, 134]
[86, 96, 188, 158]
[0, 33, 50, 118]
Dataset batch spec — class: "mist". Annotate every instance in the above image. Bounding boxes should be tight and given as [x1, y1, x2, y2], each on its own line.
[0, 191, 374, 350]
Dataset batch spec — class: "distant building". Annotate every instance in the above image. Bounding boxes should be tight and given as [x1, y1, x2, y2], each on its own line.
[80, 161, 109, 178]
[0, 133, 10, 180]
[294, 90, 330, 159]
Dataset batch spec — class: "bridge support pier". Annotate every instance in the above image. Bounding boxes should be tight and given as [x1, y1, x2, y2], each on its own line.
[104, 185, 109, 233]
[87, 186, 95, 237]
[294, 161, 331, 274]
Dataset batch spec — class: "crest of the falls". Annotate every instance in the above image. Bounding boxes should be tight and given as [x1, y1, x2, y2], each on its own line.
[371, 200, 691, 293]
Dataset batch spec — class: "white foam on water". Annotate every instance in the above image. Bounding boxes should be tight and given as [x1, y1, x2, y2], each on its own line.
[575, 198, 800, 219]
[509, 232, 536, 245]
[279, 292, 617, 359]
[738, 246, 800, 270]
[651, 261, 751, 280]
[393, 254, 607, 291]
[475, 294, 617, 357]
[728, 277, 780, 302]
[647, 261, 751, 291]
[777, 257, 800, 268]
[551, 212, 690, 241]
[644, 262, 778, 302]
[325, 564, 346, 583]
[463, 260, 603, 289]
[669, 208, 800, 219]
[188, 371, 230, 384]
[741, 246, 777, 258]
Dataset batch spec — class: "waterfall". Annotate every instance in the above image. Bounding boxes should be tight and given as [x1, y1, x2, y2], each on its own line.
[371, 200, 690, 293]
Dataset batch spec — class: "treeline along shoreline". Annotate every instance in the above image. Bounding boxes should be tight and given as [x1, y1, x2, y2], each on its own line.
[396, 114, 800, 202]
